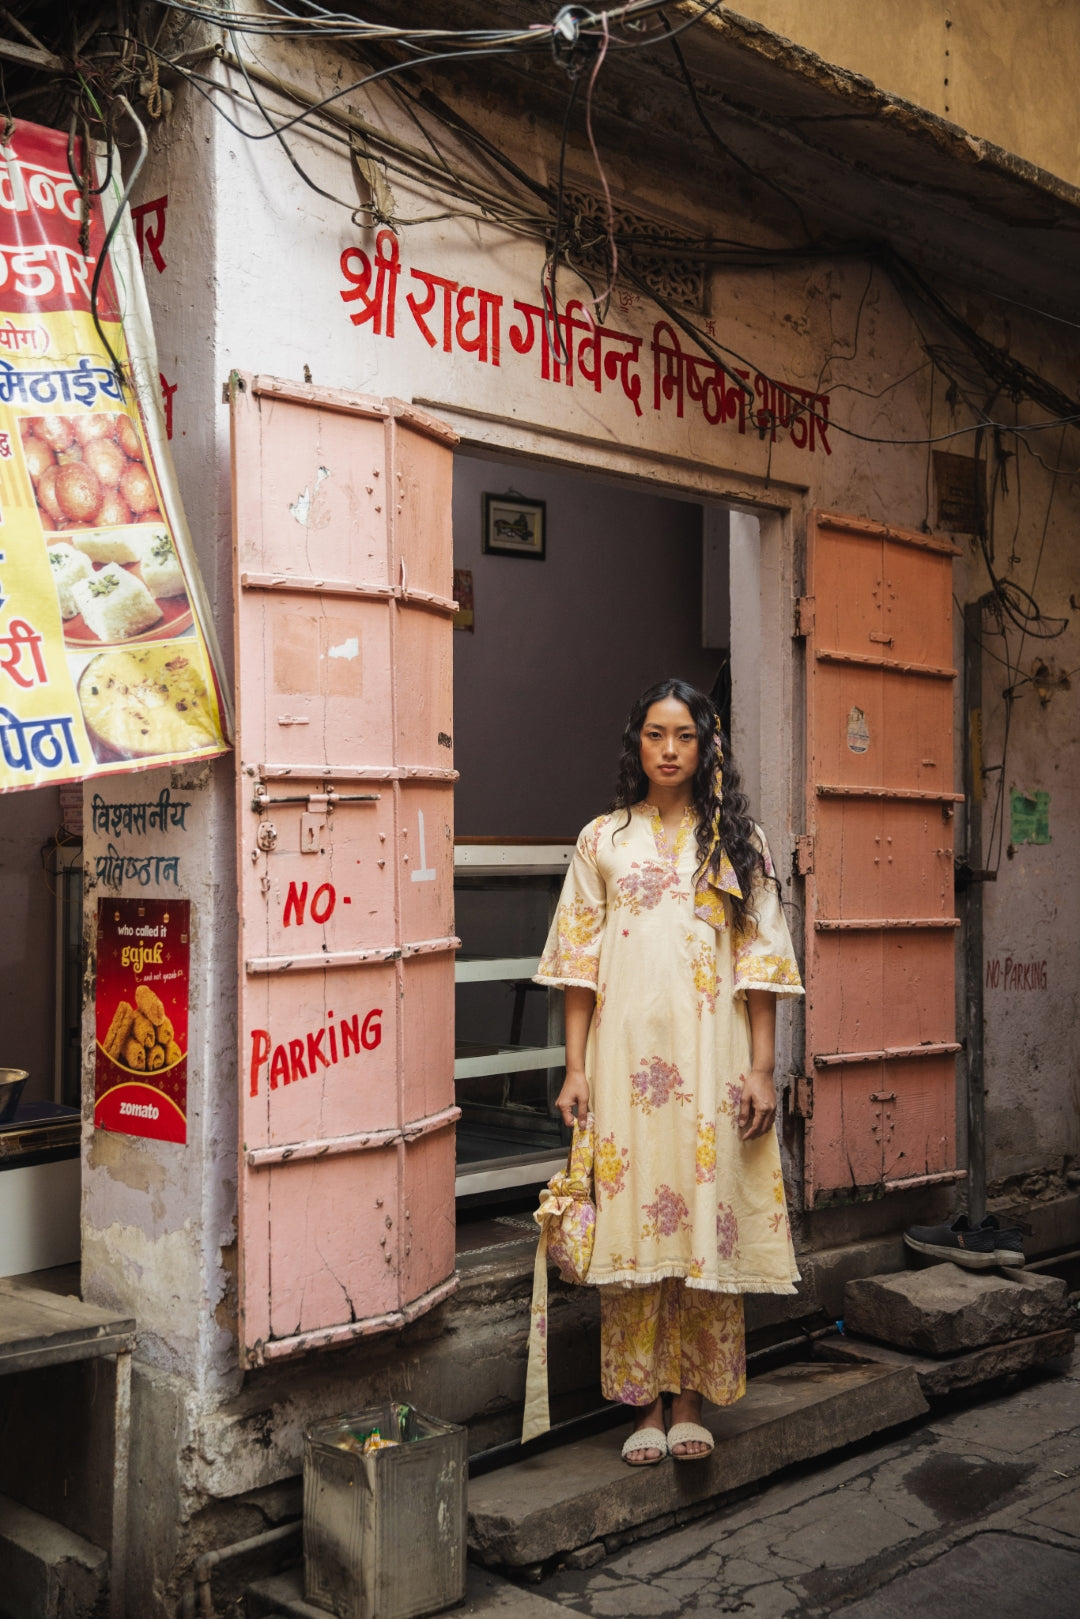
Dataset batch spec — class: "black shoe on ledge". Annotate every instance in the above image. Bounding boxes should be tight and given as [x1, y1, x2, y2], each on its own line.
[903, 1215, 999, 1269]
[978, 1213, 1026, 1267]
[904, 1214, 1026, 1270]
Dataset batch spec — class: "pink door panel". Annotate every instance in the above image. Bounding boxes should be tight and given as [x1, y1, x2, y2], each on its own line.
[232, 374, 460, 1365]
[388, 408, 457, 602]
[244, 963, 400, 1150]
[397, 782, 456, 944]
[401, 955, 458, 1124]
[267, 1150, 403, 1340]
[810, 666, 953, 791]
[800, 511, 962, 1206]
[813, 799, 955, 922]
[241, 592, 395, 773]
[394, 607, 455, 770]
[234, 377, 392, 589]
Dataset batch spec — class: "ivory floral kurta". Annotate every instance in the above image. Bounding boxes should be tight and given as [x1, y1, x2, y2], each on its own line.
[535, 804, 803, 1296]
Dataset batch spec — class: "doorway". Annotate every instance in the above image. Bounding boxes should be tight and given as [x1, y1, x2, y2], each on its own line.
[450, 449, 744, 1198]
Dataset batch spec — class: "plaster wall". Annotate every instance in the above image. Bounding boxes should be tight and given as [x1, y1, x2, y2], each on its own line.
[451, 452, 716, 839]
[79, 84, 240, 1401]
[737, 2, 1080, 188]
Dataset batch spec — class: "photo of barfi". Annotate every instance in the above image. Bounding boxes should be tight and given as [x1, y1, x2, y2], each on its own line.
[71, 563, 163, 641]
[47, 541, 93, 617]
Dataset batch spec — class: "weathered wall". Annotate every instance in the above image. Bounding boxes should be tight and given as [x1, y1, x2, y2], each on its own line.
[80, 79, 240, 1408]
[736, 1, 1080, 187]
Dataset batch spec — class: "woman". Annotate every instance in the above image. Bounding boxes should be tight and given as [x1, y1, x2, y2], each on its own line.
[534, 678, 803, 1464]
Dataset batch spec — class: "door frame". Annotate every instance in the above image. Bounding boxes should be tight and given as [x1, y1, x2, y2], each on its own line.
[435, 402, 810, 1175]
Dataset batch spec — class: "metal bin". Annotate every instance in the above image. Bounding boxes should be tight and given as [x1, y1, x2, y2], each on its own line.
[304, 1402, 467, 1619]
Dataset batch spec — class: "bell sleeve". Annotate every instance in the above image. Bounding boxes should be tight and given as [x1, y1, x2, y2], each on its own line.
[732, 827, 804, 999]
[533, 822, 608, 992]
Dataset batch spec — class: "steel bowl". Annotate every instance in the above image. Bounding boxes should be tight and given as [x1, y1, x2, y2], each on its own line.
[0, 1068, 29, 1125]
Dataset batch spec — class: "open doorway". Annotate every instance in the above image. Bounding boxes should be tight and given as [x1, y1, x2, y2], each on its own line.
[0, 787, 82, 1277]
[450, 449, 745, 1200]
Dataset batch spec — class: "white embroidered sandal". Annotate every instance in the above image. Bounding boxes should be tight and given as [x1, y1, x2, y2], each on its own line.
[667, 1421, 714, 1460]
[621, 1426, 669, 1465]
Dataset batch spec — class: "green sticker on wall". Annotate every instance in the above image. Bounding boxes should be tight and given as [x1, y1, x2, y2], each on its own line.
[1009, 790, 1050, 845]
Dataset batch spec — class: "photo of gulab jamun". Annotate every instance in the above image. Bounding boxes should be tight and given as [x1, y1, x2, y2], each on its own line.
[18, 410, 158, 535]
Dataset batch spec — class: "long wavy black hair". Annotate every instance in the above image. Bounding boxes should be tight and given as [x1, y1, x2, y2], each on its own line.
[611, 677, 773, 930]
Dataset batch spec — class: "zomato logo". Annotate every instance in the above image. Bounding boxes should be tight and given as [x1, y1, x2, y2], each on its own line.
[120, 1100, 159, 1120]
[0, 150, 82, 220]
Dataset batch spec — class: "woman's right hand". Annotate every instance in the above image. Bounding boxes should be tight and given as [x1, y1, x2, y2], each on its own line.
[556, 1068, 590, 1129]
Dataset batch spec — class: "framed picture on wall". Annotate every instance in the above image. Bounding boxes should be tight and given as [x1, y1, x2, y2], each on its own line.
[482, 493, 546, 560]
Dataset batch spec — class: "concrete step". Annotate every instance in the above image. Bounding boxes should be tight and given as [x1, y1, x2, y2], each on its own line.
[0, 1493, 108, 1619]
[467, 1361, 929, 1570]
[844, 1264, 1072, 1356]
[815, 1325, 1076, 1395]
[246, 1563, 567, 1617]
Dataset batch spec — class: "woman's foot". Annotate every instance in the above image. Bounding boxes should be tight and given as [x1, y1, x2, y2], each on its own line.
[624, 1395, 666, 1465]
[669, 1389, 711, 1457]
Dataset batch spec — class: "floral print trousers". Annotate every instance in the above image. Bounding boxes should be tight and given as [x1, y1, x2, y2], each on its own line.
[599, 1279, 747, 1406]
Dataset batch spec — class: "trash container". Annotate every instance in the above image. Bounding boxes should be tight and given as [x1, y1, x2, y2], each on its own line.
[304, 1402, 467, 1619]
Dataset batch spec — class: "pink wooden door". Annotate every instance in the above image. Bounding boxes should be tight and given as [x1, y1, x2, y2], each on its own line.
[798, 511, 963, 1206]
[231, 374, 460, 1365]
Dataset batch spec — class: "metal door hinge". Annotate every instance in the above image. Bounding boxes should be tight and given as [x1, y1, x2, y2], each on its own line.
[794, 596, 814, 637]
[794, 835, 814, 876]
[791, 1072, 813, 1117]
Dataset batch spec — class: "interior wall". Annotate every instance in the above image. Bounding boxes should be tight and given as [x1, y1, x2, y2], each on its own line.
[0, 787, 59, 1103]
[452, 454, 721, 838]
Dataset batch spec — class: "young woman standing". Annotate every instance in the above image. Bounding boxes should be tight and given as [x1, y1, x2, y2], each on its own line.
[534, 678, 803, 1463]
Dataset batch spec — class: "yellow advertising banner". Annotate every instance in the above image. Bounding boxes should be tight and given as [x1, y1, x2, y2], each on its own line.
[0, 119, 230, 791]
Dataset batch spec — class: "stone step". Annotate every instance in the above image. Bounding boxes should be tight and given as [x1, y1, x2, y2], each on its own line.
[0, 1493, 108, 1619]
[814, 1325, 1076, 1396]
[467, 1361, 928, 1570]
[844, 1264, 1072, 1356]
[246, 1563, 567, 1618]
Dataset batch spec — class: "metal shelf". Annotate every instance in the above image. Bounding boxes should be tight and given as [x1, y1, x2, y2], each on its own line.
[455, 843, 574, 877]
[455, 955, 540, 983]
[454, 1044, 565, 1081]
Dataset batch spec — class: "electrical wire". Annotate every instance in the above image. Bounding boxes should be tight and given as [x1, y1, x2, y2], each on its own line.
[660, 9, 813, 243]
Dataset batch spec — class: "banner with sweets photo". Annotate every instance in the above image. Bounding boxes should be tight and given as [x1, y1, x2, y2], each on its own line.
[0, 118, 230, 792]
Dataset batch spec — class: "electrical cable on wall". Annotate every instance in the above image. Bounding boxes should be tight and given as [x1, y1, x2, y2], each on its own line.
[4, 4, 1079, 531]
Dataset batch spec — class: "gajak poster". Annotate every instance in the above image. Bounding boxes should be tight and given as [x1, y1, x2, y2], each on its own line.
[94, 897, 189, 1142]
[0, 118, 229, 792]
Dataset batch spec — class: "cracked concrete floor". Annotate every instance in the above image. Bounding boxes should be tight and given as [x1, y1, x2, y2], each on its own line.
[487, 1343, 1080, 1618]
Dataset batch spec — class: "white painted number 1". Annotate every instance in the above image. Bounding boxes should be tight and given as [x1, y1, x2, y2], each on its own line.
[411, 810, 436, 883]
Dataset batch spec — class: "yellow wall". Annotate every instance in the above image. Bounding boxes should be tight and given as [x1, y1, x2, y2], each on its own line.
[734, 1, 1080, 186]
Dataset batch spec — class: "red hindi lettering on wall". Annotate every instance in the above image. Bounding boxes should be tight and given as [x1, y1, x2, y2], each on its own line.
[337, 235, 831, 453]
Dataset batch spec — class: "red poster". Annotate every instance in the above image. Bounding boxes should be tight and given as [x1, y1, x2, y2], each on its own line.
[94, 897, 189, 1142]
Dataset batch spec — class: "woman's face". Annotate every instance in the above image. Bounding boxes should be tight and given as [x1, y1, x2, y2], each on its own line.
[639, 698, 699, 793]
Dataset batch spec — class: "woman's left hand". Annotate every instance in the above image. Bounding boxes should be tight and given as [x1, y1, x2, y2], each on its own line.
[738, 1067, 777, 1140]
